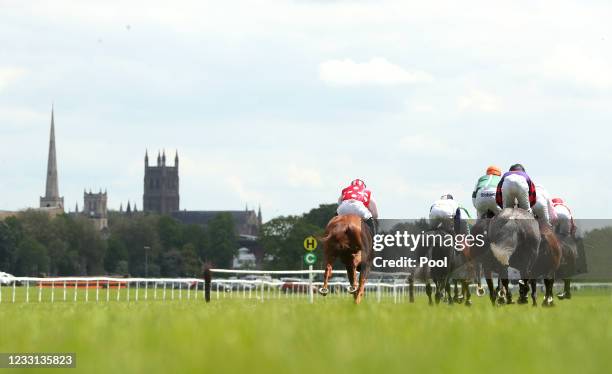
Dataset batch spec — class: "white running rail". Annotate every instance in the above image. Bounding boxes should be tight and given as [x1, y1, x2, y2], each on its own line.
[1, 271, 609, 305]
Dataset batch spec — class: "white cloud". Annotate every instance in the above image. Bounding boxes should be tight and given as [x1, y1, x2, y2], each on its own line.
[534, 45, 612, 90]
[318, 58, 433, 87]
[0, 67, 26, 92]
[225, 175, 264, 203]
[398, 134, 449, 155]
[287, 164, 322, 188]
[457, 89, 501, 112]
[0, 106, 47, 126]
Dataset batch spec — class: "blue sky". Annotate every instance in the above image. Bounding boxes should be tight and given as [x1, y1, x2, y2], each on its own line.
[1, 0, 611, 220]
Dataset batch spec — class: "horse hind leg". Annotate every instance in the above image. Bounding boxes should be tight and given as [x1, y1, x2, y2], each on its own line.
[558, 279, 572, 300]
[462, 279, 472, 306]
[408, 275, 415, 303]
[501, 278, 514, 305]
[517, 279, 529, 304]
[445, 280, 454, 305]
[354, 263, 369, 304]
[345, 262, 358, 295]
[485, 276, 496, 306]
[530, 279, 537, 306]
[542, 278, 555, 307]
[425, 282, 433, 306]
[452, 280, 459, 303]
[318, 256, 334, 296]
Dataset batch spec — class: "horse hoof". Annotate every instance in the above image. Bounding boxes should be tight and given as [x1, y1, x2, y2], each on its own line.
[464, 300, 472, 307]
[542, 297, 555, 307]
[476, 287, 486, 297]
[318, 287, 329, 296]
[557, 292, 572, 300]
[346, 285, 358, 294]
[517, 296, 528, 305]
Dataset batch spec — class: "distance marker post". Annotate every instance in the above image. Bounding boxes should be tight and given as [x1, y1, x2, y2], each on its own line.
[303, 236, 318, 303]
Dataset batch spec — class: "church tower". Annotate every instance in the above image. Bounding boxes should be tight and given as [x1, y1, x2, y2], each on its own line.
[40, 107, 64, 210]
[83, 189, 108, 230]
[143, 149, 180, 214]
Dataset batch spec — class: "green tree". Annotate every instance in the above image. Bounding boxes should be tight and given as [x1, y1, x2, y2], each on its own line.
[205, 213, 237, 268]
[158, 215, 183, 250]
[0, 217, 21, 273]
[15, 237, 49, 276]
[181, 243, 200, 276]
[302, 203, 337, 228]
[161, 249, 183, 277]
[104, 236, 128, 274]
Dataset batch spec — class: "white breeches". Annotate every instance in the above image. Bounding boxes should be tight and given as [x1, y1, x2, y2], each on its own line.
[473, 187, 501, 218]
[429, 203, 457, 221]
[501, 174, 531, 211]
[337, 200, 372, 220]
[532, 187, 556, 227]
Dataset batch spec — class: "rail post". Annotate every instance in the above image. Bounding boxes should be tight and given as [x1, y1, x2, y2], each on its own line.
[308, 265, 314, 304]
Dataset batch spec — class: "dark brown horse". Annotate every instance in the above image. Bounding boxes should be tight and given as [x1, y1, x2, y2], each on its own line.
[318, 215, 374, 304]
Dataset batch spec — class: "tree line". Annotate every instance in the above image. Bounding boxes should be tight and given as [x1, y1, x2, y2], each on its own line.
[2, 204, 611, 278]
[0, 210, 237, 277]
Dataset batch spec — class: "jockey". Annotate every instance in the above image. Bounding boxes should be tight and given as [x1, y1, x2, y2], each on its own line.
[532, 184, 557, 227]
[337, 179, 378, 234]
[429, 194, 471, 232]
[495, 164, 537, 213]
[472, 165, 503, 218]
[551, 198, 576, 237]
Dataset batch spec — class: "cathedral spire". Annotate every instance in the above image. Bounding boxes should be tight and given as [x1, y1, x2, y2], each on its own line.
[258, 204, 262, 225]
[145, 149, 149, 166]
[40, 105, 64, 210]
[45, 107, 58, 198]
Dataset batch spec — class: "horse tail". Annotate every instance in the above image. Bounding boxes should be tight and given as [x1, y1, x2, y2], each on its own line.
[490, 218, 519, 266]
[542, 227, 562, 270]
[345, 221, 364, 251]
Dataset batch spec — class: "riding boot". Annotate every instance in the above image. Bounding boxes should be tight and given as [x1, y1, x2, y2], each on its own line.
[365, 218, 376, 235]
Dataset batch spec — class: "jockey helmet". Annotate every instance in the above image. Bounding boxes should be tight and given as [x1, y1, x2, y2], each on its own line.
[552, 198, 564, 205]
[440, 194, 454, 200]
[509, 163, 525, 172]
[350, 179, 366, 188]
[486, 165, 502, 176]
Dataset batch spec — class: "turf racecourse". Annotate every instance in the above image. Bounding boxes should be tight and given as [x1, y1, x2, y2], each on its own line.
[1, 290, 611, 374]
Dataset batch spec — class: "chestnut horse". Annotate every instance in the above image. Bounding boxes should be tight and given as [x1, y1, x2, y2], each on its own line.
[318, 215, 374, 304]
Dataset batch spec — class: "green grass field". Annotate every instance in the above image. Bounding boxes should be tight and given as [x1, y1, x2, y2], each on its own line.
[1, 289, 611, 374]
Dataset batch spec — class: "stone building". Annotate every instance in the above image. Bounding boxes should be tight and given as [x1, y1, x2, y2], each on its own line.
[143, 150, 179, 214]
[82, 190, 108, 231]
[172, 206, 262, 237]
